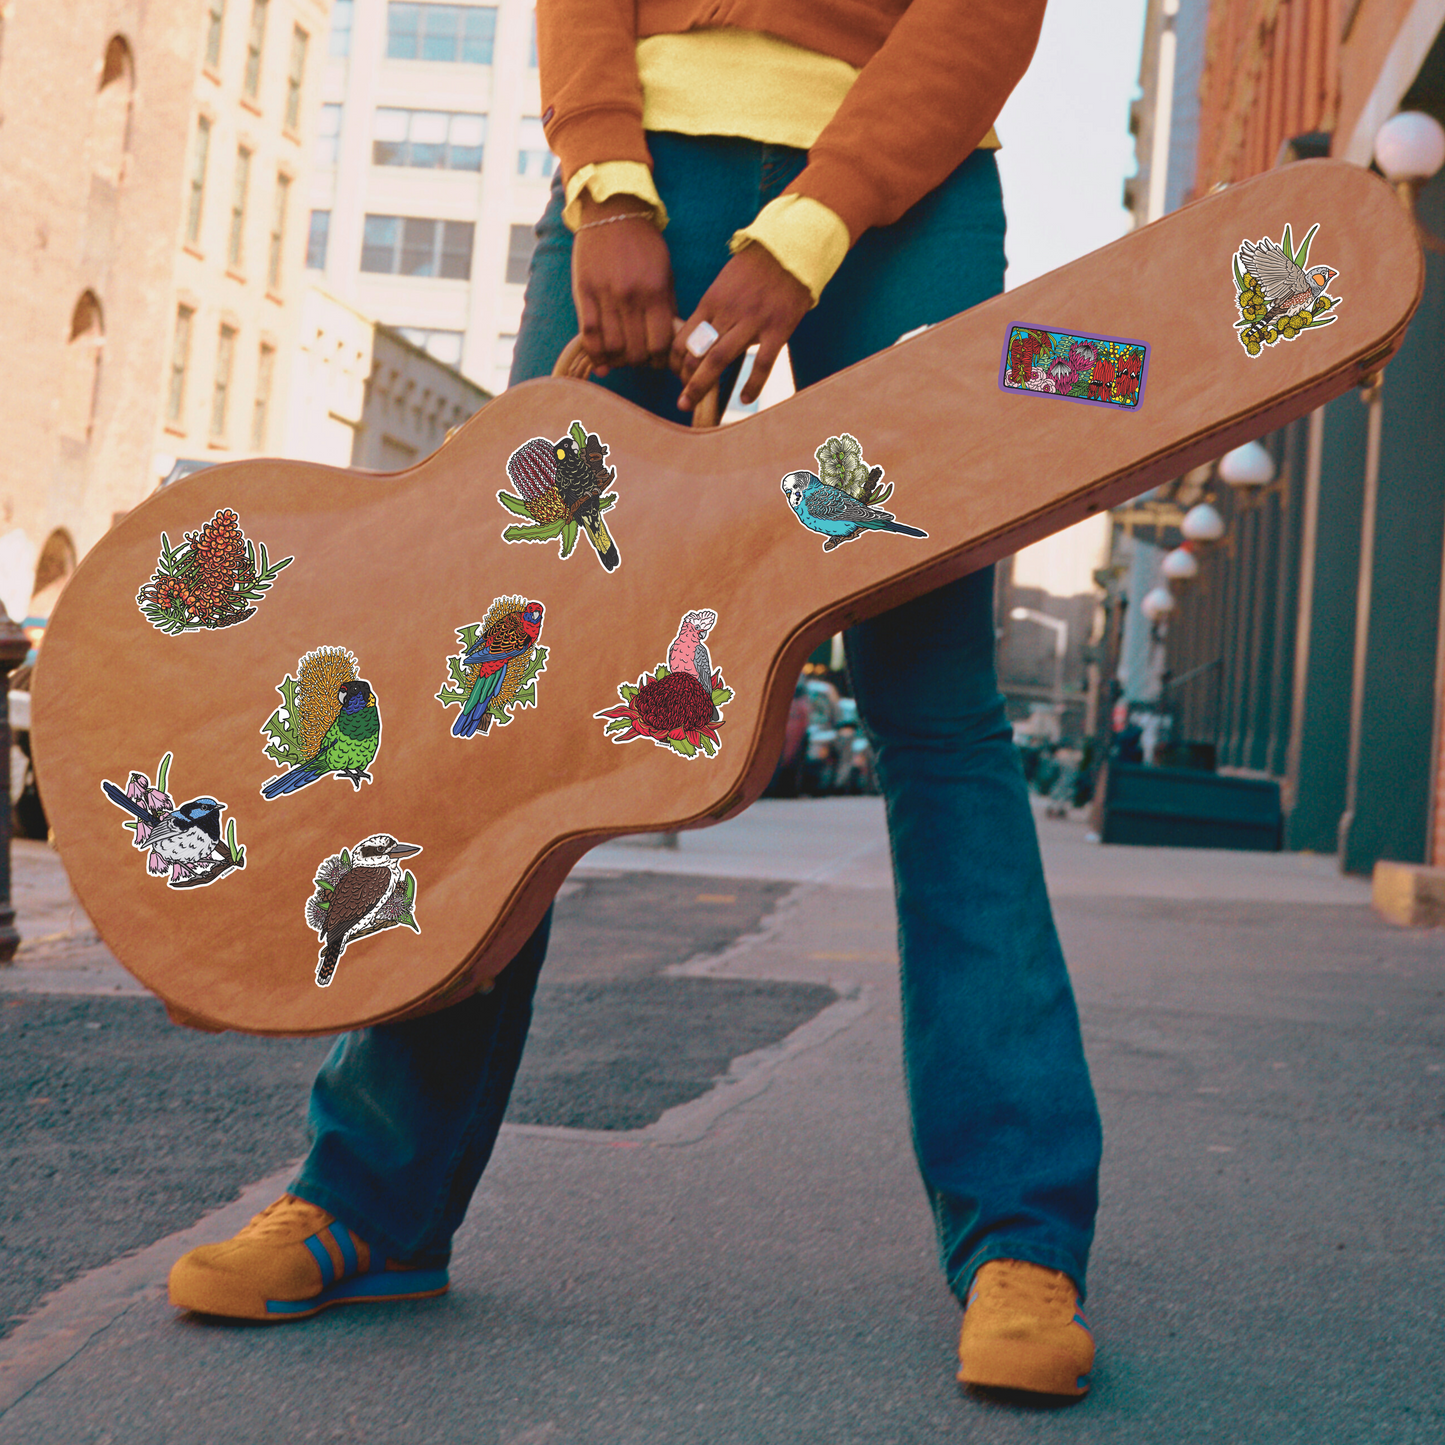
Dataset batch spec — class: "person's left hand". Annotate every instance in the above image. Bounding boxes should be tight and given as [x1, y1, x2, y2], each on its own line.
[671, 245, 812, 412]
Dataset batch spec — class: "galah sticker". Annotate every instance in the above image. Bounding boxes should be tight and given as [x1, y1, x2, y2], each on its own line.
[100, 751, 245, 890]
[1233, 222, 1340, 357]
[497, 421, 620, 571]
[595, 608, 733, 760]
[435, 596, 549, 740]
[779, 433, 928, 553]
[999, 326, 1148, 408]
[307, 835, 422, 988]
[136, 507, 293, 634]
[259, 646, 381, 799]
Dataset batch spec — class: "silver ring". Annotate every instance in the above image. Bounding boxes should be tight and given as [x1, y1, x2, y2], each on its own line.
[685, 320, 719, 359]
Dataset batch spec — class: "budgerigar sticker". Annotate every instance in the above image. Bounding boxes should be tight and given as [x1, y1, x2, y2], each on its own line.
[596, 609, 733, 759]
[136, 508, 293, 634]
[1233, 223, 1340, 356]
[101, 752, 245, 889]
[260, 646, 381, 798]
[435, 596, 547, 739]
[307, 834, 421, 988]
[1000, 326, 1147, 408]
[498, 421, 620, 571]
[781, 434, 927, 552]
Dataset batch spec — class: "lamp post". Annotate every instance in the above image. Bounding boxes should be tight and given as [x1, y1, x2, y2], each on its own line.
[1010, 606, 1069, 725]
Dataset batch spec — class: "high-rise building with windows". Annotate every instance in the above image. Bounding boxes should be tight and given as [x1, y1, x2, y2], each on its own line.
[307, 0, 554, 393]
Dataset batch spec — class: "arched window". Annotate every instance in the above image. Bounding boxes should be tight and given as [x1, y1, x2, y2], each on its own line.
[29, 530, 78, 623]
[93, 36, 135, 186]
[59, 293, 105, 442]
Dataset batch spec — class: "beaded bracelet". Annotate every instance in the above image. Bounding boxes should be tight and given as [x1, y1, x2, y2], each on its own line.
[575, 210, 655, 232]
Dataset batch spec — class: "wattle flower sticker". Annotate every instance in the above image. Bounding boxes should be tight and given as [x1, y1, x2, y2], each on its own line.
[596, 608, 733, 759]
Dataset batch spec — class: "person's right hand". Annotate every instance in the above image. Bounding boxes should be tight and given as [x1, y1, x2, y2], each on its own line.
[571, 194, 676, 376]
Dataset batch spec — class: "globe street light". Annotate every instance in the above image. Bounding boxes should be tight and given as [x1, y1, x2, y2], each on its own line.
[1218, 441, 1275, 487]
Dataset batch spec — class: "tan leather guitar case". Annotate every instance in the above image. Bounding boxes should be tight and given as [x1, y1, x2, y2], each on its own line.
[32, 160, 1422, 1035]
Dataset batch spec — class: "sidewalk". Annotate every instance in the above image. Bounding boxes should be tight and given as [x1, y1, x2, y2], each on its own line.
[1, 803, 1440, 1444]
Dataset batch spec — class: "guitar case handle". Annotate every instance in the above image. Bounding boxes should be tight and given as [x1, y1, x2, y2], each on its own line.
[551, 334, 723, 429]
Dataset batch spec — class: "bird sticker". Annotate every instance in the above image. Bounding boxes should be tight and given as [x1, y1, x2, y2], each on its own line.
[781, 434, 928, 552]
[136, 508, 293, 634]
[306, 835, 422, 988]
[435, 596, 548, 738]
[497, 421, 621, 571]
[1234, 223, 1340, 356]
[100, 752, 245, 889]
[260, 647, 381, 798]
[596, 608, 733, 759]
[999, 326, 1148, 409]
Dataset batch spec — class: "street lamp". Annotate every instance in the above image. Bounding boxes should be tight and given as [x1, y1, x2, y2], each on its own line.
[1010, 606, 1069, 722]
[1218, 441, 1275, 487]
[1181, 502, 1226, 541]
[1373, 110, 1445, 212]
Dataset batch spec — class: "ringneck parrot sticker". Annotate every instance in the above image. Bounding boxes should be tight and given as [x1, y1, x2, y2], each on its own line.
[1233, 222, 1340, 356]
[259, 646, 381, 798]
[780, 434, 927, 552]
[307, 835, 421, 988]
[136, 508, 292, 634]
[596, 609, 733, 760]
[100, 751, 245, 890]
[498, 421, 620, 570]
[435, 595, 548, 739]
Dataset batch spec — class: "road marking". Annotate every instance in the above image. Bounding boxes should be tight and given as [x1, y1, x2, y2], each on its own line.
[694, 893, 736, 903]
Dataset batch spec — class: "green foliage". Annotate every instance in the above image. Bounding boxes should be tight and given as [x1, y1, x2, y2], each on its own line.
[225, 817, 245, 867]
[155, 751, 172, 796]
[711, 686, 733, 708]
[559, 520, 579, 558]
[815, 434, 869, 498]
[435, 623, 484, 707]
[569, 420, 588, 449]
[496, 491, 533, 518]
[503, 518, 567, 544]
[261, 673, 307, 767]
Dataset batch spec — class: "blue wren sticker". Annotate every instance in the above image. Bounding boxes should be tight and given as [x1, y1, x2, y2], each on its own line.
[498, 421, 620, 571]
[307, 834, 422, 988]
[436, 596, 548, 740]
[1233, 222, 1340, 356]
[780, 434, 927, 552]
[1000, 327, 1147, 407]
[260, 647, 381, 798]
[101, 752, 245, 889]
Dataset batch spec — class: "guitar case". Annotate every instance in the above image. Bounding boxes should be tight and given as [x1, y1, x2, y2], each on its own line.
[31, 160, 1422, 1035]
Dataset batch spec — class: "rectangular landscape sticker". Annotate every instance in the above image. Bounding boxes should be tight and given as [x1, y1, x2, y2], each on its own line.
[999, 325, 1148, 411]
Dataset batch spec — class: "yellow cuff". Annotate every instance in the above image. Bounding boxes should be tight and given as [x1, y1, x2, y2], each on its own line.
[728, 195, 850, 305]
[562, 162, 669, 232]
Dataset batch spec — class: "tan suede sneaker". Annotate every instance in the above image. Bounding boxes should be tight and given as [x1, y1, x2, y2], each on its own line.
[957, 1259, 1094, 1398]
[168, 1194, 449, 1321]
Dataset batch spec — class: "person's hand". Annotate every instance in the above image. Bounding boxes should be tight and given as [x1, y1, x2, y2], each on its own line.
[671, 245, 812, 412]
[571, 194, 676, 376]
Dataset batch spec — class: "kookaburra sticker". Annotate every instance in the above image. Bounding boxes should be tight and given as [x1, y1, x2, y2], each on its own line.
[307, 835, 422, 988]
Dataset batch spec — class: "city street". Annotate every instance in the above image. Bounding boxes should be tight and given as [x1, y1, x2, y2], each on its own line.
[1, 798, 1442, 1443]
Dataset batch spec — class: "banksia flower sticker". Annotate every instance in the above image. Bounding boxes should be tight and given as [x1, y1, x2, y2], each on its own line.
[596, 608, 733, 759]
[497, 421, 621, 571]
[1233, 223, 1340, 357]
[137, 508, 292, 634]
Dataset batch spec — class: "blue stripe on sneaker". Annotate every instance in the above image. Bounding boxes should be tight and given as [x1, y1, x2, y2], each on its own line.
[263, 1266, 449, 1314]
[303, 1233, 335, 1286]
[327, 1223, 359, 1278]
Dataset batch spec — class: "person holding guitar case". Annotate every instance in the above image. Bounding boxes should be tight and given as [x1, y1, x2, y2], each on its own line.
[170, 0, 1104, 1401]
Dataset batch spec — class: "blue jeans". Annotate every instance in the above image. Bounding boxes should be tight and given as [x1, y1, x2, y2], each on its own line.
[295, 134, 1102, 1302]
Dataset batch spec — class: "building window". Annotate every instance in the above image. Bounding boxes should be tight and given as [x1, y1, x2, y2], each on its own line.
[228, 147, 251, 267]
[315, 103, 342, 165]
[168, 306, 194, 423]
[205, 0, 226, 69]
[59, 293, 105, 442]
[186, 116, 211, 245]
[243, 0, 268, 100]
[386, 4, 496, 64]
[516, 116, 553, 180]
[395, 327, 464, 366]
[372, 108, 484, 170]
[505, 224, 536, 284]
[497, 330, 517, 380]
[284, 25, 307, 131]
[211, 324, 237, 438]
[267, 173, 290, 289]
[329, 0, 354, 57]
[361, 215, 474, 278]
[252, 343, 275, 448]
[93, 37, 135, 186]
[306, 209, 330, 269]
[528, 12, 536, 68]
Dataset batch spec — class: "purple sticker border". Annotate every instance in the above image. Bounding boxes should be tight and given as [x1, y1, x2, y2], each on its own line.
[997, 323, 1150, 413]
